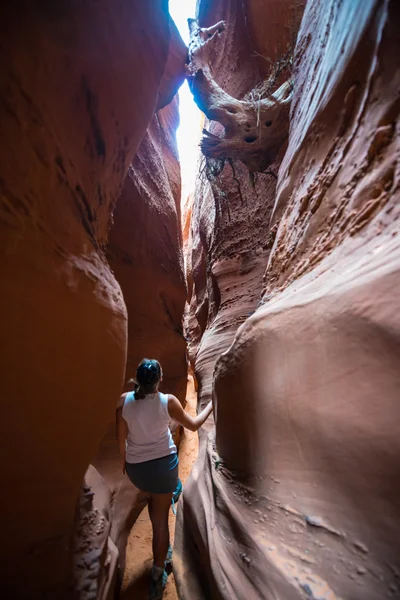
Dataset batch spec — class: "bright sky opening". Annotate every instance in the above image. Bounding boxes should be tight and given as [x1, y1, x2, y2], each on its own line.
[169, 0, 202, 204]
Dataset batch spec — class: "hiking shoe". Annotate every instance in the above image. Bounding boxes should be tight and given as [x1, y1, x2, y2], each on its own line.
[165, 545, 173, 574]
[171, 478, 183, 515]
[149, 568, 168, 600]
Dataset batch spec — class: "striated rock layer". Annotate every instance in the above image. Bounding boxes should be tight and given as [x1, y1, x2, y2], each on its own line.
[0, 1, 179, 597]
[176, 0, 400, 598]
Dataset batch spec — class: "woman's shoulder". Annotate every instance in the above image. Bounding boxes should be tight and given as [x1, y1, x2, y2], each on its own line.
[157, 391, 171, 408]
[118, 391, 134, 409]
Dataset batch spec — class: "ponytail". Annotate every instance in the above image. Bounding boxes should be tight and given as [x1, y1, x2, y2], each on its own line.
[126, 377, 149, 400]
[134, 382, 148, 400]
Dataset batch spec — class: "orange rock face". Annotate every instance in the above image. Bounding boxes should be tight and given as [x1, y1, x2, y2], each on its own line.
[0, 2, 180, 597]
[108, 97, 187, 401]
[177, 0, 400, 598]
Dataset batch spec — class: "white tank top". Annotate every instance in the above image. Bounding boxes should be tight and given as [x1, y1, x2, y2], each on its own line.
[122, 391, 176, 464]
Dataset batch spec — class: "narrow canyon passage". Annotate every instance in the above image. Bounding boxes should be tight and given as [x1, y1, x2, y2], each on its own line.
[0, 1, 399, 599]
[120, 376, 198, 600]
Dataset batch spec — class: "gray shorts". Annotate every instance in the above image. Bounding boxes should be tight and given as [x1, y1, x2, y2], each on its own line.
[125, 453, 179, 494]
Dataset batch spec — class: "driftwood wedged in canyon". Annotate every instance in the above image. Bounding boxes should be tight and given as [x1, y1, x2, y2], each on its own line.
[178, 0, 400, 598]
[93, 97, 187, 573]
[186, 17, 293, 172]
[0, 1, 177, 597]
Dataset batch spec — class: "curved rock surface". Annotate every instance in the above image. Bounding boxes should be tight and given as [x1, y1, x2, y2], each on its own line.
[108, 97, 187, 401]
[0, 2, 180, 597]
[177, 0, 400, 598]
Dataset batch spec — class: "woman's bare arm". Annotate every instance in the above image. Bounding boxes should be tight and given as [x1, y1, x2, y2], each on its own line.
[116, 393, 129, 474]
[168, 395, 213, 432]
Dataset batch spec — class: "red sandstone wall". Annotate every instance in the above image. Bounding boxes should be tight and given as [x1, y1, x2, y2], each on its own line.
[184, 0, 304, 424]
[108, 98, 187, 402]
[176, 0, 400, 598]
[0, 2, 179, 597]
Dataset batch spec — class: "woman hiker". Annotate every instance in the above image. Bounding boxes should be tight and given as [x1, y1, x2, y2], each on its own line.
[117, 358, 213, 600]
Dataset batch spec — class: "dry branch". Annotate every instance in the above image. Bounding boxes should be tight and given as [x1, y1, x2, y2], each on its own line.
[186, 19, 292, 172]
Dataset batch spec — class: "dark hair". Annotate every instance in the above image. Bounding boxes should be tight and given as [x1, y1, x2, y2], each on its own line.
[134, 358, 162, 399]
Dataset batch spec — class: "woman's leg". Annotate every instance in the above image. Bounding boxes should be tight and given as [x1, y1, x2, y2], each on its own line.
[148, 492, 173, 568]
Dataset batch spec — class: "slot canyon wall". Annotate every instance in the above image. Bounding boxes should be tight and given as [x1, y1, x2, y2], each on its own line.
[176, 0, 400, 599]
[0, 1, 186, 598]
[107, 97, 187, 402]
[184, 0, 305, 426]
